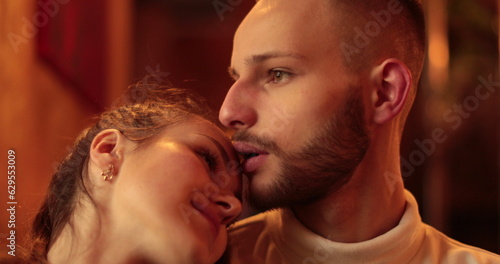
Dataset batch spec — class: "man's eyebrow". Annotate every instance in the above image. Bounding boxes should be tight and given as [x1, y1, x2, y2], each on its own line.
[245, 52, 305, 65]
[228, 52, 305, 79]
[197, 134, 230, 164]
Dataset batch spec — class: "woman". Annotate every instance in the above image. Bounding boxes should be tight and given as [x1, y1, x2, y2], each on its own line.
[23, 83, 242, 263]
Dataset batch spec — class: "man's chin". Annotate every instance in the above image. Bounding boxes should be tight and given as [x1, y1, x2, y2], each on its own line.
[247, 193, 282, 212]
[247, 178, 304, 212]
[247, 173, 340, 212]
[247, 179, 285, 211]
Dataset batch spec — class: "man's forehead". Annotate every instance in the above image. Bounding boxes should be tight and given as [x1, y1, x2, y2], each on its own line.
[234, 1, 338, 52]
[250, 0, 332, 16]
[239, 1, 333, 34]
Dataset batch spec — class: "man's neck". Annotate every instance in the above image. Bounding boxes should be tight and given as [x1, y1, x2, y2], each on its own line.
[291, 137, 407, 243]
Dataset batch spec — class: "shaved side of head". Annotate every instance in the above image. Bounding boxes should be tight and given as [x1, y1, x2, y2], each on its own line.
[329, 0, 426, 119]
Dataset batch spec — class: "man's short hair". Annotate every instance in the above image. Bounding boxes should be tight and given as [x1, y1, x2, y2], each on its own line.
[330, 0, 426, 118]
[332, 0, 425, 76]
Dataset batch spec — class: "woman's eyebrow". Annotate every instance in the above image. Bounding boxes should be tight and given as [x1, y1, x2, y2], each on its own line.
[197, 134, 230, 164]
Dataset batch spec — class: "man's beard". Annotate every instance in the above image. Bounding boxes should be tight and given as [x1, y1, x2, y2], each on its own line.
[232, 87, 370, 211]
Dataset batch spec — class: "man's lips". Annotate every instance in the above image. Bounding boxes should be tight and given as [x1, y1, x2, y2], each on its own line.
[233, 142, 269, 173]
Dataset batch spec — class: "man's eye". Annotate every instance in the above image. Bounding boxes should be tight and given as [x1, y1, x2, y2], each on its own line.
[269, 70, 292, 83]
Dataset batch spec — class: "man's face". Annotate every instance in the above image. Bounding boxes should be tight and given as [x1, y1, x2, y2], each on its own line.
[219, 0, 370, 210]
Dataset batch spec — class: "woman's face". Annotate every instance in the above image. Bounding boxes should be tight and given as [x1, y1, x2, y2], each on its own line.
[110, 117, 242, 263]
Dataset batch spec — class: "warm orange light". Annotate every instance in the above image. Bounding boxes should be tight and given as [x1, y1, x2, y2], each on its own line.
[429, 34, 449, 73]
[426, 0, 449, 92]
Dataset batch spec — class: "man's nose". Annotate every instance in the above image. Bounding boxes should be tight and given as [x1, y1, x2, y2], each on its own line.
[219, 81, 258, 130]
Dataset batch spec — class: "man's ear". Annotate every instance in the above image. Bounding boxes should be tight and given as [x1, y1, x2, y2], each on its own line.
[370, 59, 412, 124]
[89, 129, 128, 181]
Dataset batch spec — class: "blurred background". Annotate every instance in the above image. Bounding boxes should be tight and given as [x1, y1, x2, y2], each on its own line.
[0, 0, 498, 258]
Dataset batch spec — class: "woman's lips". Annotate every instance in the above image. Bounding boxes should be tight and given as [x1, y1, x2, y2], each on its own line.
[233, 142, 269, 174]
[197, 205, 220, 239]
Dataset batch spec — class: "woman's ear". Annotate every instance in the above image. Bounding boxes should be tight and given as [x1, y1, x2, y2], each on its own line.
[369, 58, 412, 124]
[89, 129, 128, 183]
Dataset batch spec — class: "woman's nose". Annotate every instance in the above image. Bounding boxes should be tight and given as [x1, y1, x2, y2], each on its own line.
[212, 194, 242, 226]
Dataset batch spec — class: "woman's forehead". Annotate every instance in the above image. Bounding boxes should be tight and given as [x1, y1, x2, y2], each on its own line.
[161, 117, 238, 158]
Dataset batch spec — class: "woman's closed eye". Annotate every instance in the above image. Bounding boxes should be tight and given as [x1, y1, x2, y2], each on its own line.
[197, 148, 221, 172]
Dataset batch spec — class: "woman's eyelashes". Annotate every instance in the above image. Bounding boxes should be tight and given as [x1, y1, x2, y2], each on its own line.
[197, 148, 221, 172]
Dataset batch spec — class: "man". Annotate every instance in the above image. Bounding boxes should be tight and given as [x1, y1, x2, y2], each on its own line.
[218, 0, 500, 263]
